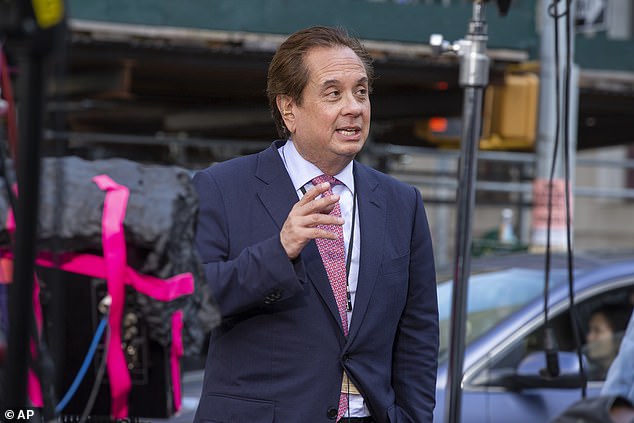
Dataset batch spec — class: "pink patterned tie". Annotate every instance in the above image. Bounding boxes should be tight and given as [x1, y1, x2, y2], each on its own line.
[312, 174, 349, 420]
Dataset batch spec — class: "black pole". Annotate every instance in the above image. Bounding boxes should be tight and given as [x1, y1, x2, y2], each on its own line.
[444, 2, 489, 423]
[4, 45, 46, 409]
[444, 86, 485, 423]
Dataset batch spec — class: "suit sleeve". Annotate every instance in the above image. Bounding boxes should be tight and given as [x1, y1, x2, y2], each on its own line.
[392, 186, 439, 423]
[192, 170, 305, 318]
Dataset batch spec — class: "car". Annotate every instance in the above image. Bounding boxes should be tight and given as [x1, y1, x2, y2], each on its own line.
[434, 252, 634, 423]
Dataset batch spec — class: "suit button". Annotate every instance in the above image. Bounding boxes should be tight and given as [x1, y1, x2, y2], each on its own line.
[343, 354, 350, 362]
[264, 290, 283, 304]
[327, 407, 338, 420]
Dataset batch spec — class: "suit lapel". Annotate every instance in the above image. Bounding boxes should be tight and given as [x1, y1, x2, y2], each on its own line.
[347, 164, 385, 344]
[255, 142, 298, 230]
[255, 141, 343, 332]
[304, 241, 345, 334]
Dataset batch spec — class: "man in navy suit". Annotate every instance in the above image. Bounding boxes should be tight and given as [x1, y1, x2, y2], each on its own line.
[192, 26, 438, 423]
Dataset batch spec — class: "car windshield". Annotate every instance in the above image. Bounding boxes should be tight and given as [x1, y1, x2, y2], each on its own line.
[437, 267, 570, 362]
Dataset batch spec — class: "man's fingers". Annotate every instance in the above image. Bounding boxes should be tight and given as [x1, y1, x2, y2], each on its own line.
[279, 214, 342, 258]
[295, 224, 340, 241]
[298, 182, 331, 205]
[295, 184, 342, 227]
[296, 182, 339, 211]
[312, 227, 339, 240]
[303, 213, 344, 228]
[281, 182, 344, 258]
[319, 199, 337, 215]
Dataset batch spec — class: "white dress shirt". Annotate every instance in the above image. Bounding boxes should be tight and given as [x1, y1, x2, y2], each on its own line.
[279, 139, 369, 418]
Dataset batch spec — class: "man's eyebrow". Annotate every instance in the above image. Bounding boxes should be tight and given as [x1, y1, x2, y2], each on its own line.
[320, 79, 340, 89]
[320, 76, 369, 88]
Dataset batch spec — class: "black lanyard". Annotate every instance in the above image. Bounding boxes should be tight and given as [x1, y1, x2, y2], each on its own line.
[300, 184, 356, 312]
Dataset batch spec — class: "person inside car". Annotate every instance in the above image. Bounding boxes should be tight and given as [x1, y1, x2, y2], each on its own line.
[602, 302, 634, 409]
[585, 304, 633, 380]
[552, 305, 634, 423]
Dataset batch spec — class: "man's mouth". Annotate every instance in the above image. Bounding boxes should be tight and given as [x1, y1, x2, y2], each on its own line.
[337, 127, 361, 136]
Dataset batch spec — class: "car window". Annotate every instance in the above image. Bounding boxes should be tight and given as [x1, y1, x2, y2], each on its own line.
[437, 268, 569, 362]
[470, 284, 634, 386]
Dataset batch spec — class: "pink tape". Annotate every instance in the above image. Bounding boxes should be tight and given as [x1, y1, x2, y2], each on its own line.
[170, 310, 184, 412]
[5, 183, 16, 234]
[27, 369, 43, 407]
[5, 184, 44, 407]
[0, 251, 194, 302]
[93, 174, 131, 418]
[32, 277, 42, 334]
[5, 208, 14, 234]
[28, 278, 44, 407]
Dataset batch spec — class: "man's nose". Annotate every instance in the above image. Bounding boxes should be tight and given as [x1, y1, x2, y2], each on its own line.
[341, 91, 364, 115]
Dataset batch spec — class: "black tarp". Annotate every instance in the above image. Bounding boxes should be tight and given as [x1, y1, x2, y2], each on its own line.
[1, 156, 220, 355]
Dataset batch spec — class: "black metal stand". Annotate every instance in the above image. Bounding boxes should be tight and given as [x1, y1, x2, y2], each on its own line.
[4, 42, 47, 410]
[2, 1, 66, 409]
[431, 2, 490, 422]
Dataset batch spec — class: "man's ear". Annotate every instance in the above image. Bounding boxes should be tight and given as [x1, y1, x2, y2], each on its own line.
[276, 95, 296, 134]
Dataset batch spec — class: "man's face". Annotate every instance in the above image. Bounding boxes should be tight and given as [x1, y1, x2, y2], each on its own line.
[281, 46, 371, 173]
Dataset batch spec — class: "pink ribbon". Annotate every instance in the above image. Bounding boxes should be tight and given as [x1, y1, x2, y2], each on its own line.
[92, 175, 192, 418]
[0, 251, 194, 303]
[5, 184, 44, 407]
[170, 310, 184, 412]
[93, 174, 131, 418]
[27, 278, 44, 407]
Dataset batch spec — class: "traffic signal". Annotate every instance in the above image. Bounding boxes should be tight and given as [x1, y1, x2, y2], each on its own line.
[480, 71, 539, 151]
[418, 71, 539, 151]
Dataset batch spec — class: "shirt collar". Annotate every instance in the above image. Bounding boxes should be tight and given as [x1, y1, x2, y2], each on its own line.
[280, 139, 355, 193]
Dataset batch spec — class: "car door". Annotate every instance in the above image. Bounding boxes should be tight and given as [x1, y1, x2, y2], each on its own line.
[462, 279, 633, 423]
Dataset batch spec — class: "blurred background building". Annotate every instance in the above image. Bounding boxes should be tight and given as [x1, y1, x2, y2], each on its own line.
[10, 0, 634, 266]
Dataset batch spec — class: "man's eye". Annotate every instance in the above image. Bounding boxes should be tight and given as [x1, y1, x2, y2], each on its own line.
[327, 90, 340, 98]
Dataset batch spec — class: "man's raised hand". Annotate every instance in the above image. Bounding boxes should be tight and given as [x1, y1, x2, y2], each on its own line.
[280, 182, 344, 259]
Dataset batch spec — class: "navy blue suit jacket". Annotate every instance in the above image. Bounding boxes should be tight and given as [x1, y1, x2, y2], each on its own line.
[193, 140, 438, 423]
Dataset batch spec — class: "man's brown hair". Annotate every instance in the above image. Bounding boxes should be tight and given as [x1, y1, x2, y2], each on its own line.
[266, 26, 374, 138]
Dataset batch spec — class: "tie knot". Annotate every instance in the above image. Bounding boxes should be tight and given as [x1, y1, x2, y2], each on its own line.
[312, 174, 341, 187]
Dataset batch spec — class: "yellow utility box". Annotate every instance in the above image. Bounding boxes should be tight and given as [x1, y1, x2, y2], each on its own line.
[418, 71, 539, 151]
[481, 72, 539, 151]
